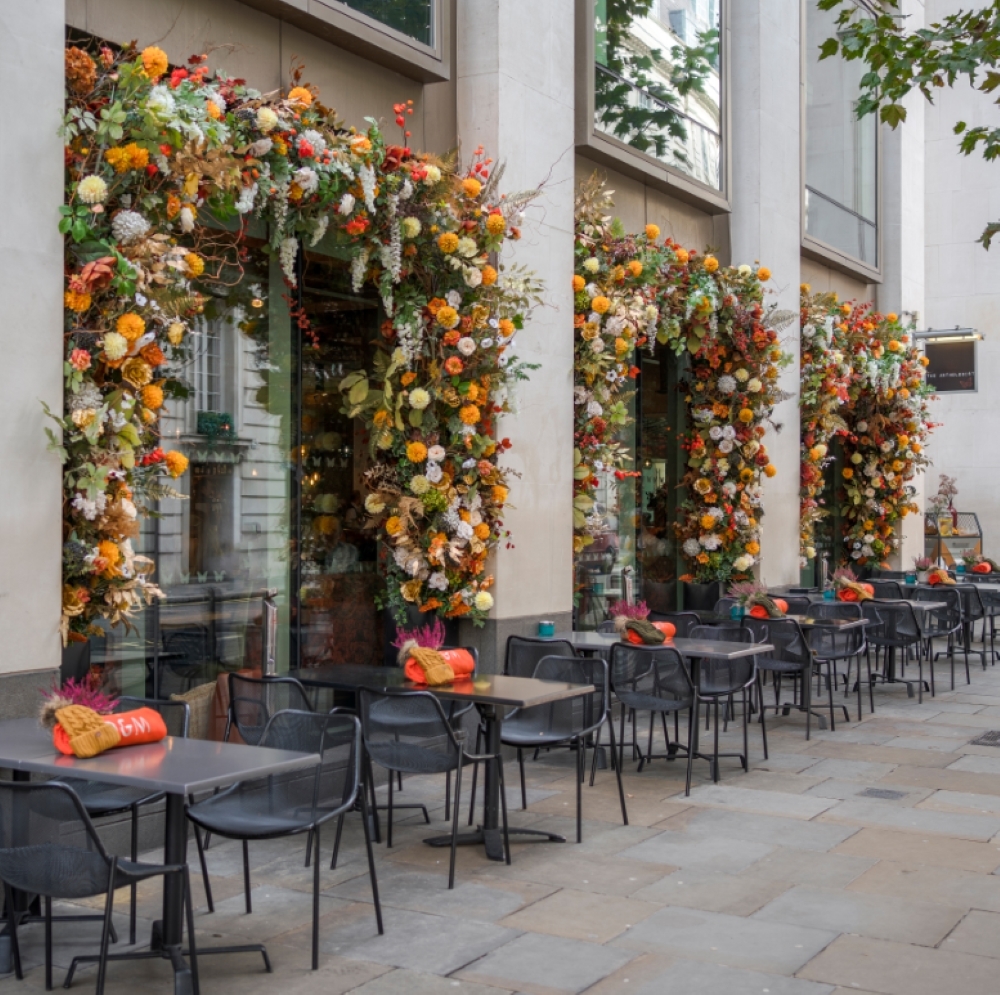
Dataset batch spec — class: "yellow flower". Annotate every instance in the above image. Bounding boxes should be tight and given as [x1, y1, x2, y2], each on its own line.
[591, 296, 611, 314]
[740, 468, 754, 482]
[76, 175, 107, 204]
[142, 384, 164, 410]
[385, 516, 403, 536]
[486, 213, 505, 235]
[185, 253, 205, 278]
[764, 463, 777, 478]
[627, 260, 643, 277]
[800, 283, 811, 294]
[121, 358, 153, 388]
[406, 442, 428, 463]
[892, 460, 905, 472]
[205, 100, 222, 120]
[117, 313, 145, 343]
[703, 255, 719, 273]
[645, 223, 660, 241]
[738, 408, 754, 424]
[481, 264, 498, 286]
[572, 275, 586, 292]
[474, 522, 491, 540]
[459, 404, 480, 425]
[436, 306, 460, 329]
[499, 318, 515, 337]
[492, 485, 508, 505]
[699, 514, 716, 530]
[141, 46, 169, 79]
[462, 177, 482, 198]
[288, 86, 313, 106]
[897, 434, 910, 447]
[693, 477, 712, 495]
[746, 541, 760, 556]
[757, 266, 771, 281]
[674, 248, 690, 265]
[167, 322, 185, 346]
[64, 290, 91, 312]
[886, 312, 898, 322]
[349, 134, 371, 154]
[164, 451, 189, 478]
[437, 232, 459, 254]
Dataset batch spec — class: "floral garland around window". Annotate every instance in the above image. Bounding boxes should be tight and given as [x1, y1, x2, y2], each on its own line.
[60, 41, 539, 641]
[675, 277, 794, 584]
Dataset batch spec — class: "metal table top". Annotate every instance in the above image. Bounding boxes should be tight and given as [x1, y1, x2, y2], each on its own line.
[692, 611, 867, 630]
[0, 717, 319, 795]
[290, 664, 593, 709]
[549, 631, 769, 660]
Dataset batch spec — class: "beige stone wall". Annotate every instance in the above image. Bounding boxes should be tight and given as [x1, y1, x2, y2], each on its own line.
[800, 257, 875, 304]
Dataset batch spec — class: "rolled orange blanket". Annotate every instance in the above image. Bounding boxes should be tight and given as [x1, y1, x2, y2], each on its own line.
[53, 707, 168, 757]
[624, 621, 676, 644]
[404, 648, 475, 685]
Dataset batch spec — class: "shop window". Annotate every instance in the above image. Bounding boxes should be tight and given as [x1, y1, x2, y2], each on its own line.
[804, 0, 878, 267]
[329, 0, 435, 46]
[594, 0, 722, 189]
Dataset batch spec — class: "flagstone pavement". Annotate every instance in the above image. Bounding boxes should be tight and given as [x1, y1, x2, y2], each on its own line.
[8, 646, 1000, 994]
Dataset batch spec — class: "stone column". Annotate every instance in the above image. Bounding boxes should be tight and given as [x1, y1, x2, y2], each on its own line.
[728, 0, 803, 588]
[878, 0, 927, 568]
[0, 2, 64, 706]
[455, 0, 576, 669]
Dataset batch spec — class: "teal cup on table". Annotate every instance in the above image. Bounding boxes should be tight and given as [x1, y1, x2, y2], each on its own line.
[538, 620, 555, 637]
[905, 571, 917, 584]
[823, 588, 835, 600]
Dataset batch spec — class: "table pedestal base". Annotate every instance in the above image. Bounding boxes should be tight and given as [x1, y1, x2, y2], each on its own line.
[423, 825, 567, 862]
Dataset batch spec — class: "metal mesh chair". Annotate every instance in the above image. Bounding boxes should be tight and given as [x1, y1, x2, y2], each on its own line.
[713, 598, 739, 616]
[871, 580, 904, 599]
[226, 674, 314, 745]
[742, 616, 814, 743]
[609, 643, 693, 773]
[978, 587, 1000, 665]
[917, 586, 963, 691]
[501, 656, 627, 841]
[955, 585, 988, 670]
[804, 614, 867, 725]
[808, 602, 862, 620]
[863, 600, 927, 701]
[0, 781, 198, 994]
[782, 596, 814, 615]
[649, 612, 702, 637]
[596, 620, 618, 633]
[52, 697, 203, 946]
[360, 689, 508, 885]
[504, 635, 574, 677]
[187, 710, 382, 969]
[685, 626, 759, 794]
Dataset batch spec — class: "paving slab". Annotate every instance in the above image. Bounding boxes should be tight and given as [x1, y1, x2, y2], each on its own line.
[804, 778, 931, 803]
[632, 957, 836, 995]
[497, 887, 658, 943]
[660, 806, 859, 852]
[752, 885, 964, 946]
[940, 909, 1000, 960]
[820, 798, 1000, 840]
[346, 969, 514, 995]
[947, 753, 1000, 774]
[611, 906, 837, 975]
[847, 860, 1000, 912]
[617, 829, 774, 872]
[676, 784, 837, 819]
[798, 758, 898, 782]
[831, 826, 1000, 873]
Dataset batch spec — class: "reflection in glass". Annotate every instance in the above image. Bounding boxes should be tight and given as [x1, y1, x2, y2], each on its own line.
[805, 0, 878, 265]
[594, 0, 722, 189]
[335, 0, 434, 45]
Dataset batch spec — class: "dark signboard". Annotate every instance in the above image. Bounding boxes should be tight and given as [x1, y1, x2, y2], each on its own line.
[924, 340, 976, 392]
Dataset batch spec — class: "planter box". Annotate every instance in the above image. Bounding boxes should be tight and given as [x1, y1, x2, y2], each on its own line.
[681, 581, 721, 612]
[382, 607, 460, 666]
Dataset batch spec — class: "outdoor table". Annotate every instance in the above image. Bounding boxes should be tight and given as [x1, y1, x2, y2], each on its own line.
[290, 665, 594, 862]
[0, 716, 319, 995]
[689, 611, 868, 631]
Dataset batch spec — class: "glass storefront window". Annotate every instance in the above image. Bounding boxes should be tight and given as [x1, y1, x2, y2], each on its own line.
[594, 0, 722, 189]
[334, 0, 434, 46]
[805, 0, 878, 265]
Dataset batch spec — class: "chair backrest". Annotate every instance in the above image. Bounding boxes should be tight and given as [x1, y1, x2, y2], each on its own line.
[956, 584, 985, 620]
[225, 710, 361, 828]
[861, 600, 921, 644]
[649, 611, 701, 637]
[595, 620, 618, 634]
[713, 597, 739, 615]
[870, 580, 903, 599]
[228, 674, 314, 746]
[118, 696, 189, 738]
[913, 585, 962, 633]
[874, 570, 906, 580]
[358, 689, 462, 775]
[688, 624, 752, 643]
[741, 616, 812, 667]
[162, 626, 210, 673]
[782, 596, 813, 615]
[504, 635, 575, 677]
[608, 642, 693, 705]
[0, 782, 112, 900]
[809, 601, 862, 620]
[687, 625, 754, 695]
[526, 656, 610, 740]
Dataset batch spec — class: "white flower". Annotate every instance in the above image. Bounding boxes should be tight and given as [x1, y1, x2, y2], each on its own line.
[719, 439, 734, 454]
[462, 458, 477, 469]
[446, 290, 463, 308]
[474, 591, 494, 612]
[77, 175, 107, 204]
[428, 572, 449, 591]
[722, 425, 737, 440]
[300, 128, 326, 154]
[338, 193, 356, 215]
[456, 521, 474, 540]
[880, 440, 894, 453]
[857, 421, 868, 432]
[693, 408, 714, 423]
[456, 236, 478, 258]
[683, 538, 701, 556]
[717, 459, 730, 475]
[722, 481, 737, 497]
[480, 338, 494, 349]
[427, 445, 446, 462]
[743, 440, 760, 457]
[410, 475, 430, 496]
[865, 487, 876, 497]
[738, 264, 752, 277]
[463, 267, 483, 288]
[708, 506, 724, 519]
[717, 375, 737, 394]
[423, 164, 442, 184]
[582, 257, 600, 274]
[401, 217, 421, 238]
[709, 426, 723, 440]
[179, 206, 196, 233]
[279, 237, 298, 284]
[408, 388, 431, 410]
[426, 461, 443, 483]
[747, 378, 763, 393]
[111, 210, 150, 244]
[256, 107, 279, 133]
[700, 534, 722, 551]
[364, 494, 385, 514]
[733, 554, 753, 571]
[146, 86, 176, 119]
[294, 166, 319, 195]
[586, 400, 603, 418]
[457, 337, 476, 356]
[236, 182, 258, 213]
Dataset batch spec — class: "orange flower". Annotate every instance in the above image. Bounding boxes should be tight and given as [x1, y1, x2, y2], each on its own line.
[645, 223, 660, 241]
[385, 516, 403, 536]
[627, 260, 643, 277]
[401, 371, 417, 386]
[288, 86, 313, 106]
[141, 384, 164, 410]
[406, 442, 428, 462]
[591, 296, 611, 314]
[373, 409, 391, 427]
[738, 408, 754, 424]
[746, 541, 760, 556]
[674, 248, 690, 265]
[572, 275, 585, 292]
[444, 356, 464, 375]
[436, 306, 460, 329]
[141, 46, 168, 79]
[117, 313, 145, 343]
[703, 255, 719, 273]
[764, 464, 777, 478]
[757, 266, 771, 281]
[481, 265, 498, 286]
[437, 232, 459, 254]
[491, 485, 508, 505]
[842, 467, 854, 480]
[459, 404, 480, 425]
[498, 318, 515, 337]
[474, 523, 490, 540]
[140, 343, 166, 367]
[164, 451, 189, 478]
[462, 177, 482, 198]
[166, 194, 181, 219]
[185, 253, 204, 278]
[486, 212, 506, 236]
[64, 289, 91, 312]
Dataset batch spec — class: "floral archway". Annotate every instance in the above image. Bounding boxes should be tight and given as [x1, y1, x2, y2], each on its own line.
[59, 41, 539, 642]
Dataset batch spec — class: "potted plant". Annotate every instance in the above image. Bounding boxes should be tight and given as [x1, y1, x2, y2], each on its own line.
[728, 581, 788, 619]
[832, 566, 875, 602]
[913, 556, 933, 584]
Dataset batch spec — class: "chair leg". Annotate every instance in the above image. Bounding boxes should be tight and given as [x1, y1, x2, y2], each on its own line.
[45, 895, 52, 991]
[192, 824, 214, 913]
[607, 718, 629, 826]
[129, 806, 138, 945]
[182, 867, 200, 995]
[684, 704, 697, 797]
[95, 858, 117, 995]
[365, 752, 381, 844]
[619, 703, 627, 774]
[468, 725, 483, 826]
[448, 760, 463, 889]
[518, 748, 527, 810]
[712, 699, 720, 783]
[758, 678, 768, 758]
[496, 756, 512, 865]
[242, 839, 252, 914]
[589, 723, 602, 788]
[3, 882, 22, 980]
[330, 812, 345, 870]
[741, 688, 749, 771]
[387, 771, 394, 849]
[576, 737, 584, 843]
[445, 770, 451, 823]
[312, 826, 321, 970]
[358, 785, 383, 934]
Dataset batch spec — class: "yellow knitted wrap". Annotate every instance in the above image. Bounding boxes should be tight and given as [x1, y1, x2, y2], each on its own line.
[406, 646, 455, 686]
[55, 704, 121, 758]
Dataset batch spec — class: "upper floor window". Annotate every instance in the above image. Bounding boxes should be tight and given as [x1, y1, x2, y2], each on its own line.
[594, 0, 722, 190]
[804, 0, 878, 267]
[333, 0, 434, 46]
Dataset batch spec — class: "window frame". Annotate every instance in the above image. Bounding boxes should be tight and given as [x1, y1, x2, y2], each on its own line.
[575, 0, 731, 214]
[799, 0, 883, 282]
